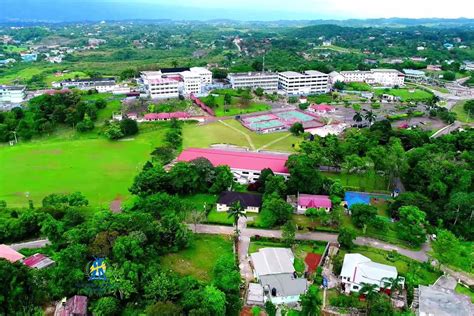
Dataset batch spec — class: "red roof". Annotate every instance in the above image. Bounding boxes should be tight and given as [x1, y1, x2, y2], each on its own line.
[177, 148, 289, 174]
[305, 253, 323, 274]
[144, 112, 190, 120]
[298, 194, 332, 208]
[0, 244, 24, 263]
[23, 253, 46, 267]
[309, 104, 334, 112]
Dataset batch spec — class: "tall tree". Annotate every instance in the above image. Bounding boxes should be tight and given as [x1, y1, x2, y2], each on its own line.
[300, 285, 322, 316]
[227, 201, 247, 238]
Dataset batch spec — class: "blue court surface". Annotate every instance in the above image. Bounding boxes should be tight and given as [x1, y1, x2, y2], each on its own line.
[344, 191, 390, 208]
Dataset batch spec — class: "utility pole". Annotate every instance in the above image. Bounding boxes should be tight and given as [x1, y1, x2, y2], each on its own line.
[262, 54, 265, 72]
[12, 131, 18, 144]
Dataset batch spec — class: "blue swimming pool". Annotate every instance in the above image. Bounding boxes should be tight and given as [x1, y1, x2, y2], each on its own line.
[344, 191, 390, 208]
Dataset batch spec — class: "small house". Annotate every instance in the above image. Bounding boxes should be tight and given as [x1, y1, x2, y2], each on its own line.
[340, 253, 404, 294]
[296, 194, 332, 214]
[217, 191, 263, 213]
[23, 253, 55, 269]
[308, 104, 335, 115]
[250, 248, 308, 305]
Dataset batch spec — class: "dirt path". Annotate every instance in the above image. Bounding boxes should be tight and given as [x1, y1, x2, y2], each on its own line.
[218, 120, 255, 150]
[256, 133, 292, 151]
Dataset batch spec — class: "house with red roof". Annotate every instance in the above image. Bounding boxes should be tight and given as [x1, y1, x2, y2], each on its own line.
[177, 148, 289, 184]
[308, 104, 335, 115]
[296, 194, 332, 214]
[0, 244, 24, 263]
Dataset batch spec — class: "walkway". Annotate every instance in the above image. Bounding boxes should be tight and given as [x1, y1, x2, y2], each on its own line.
[218, 120, 255, 150]
[256, 133, 292, 151]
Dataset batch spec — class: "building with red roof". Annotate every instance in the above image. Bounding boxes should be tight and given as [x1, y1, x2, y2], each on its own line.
[177, 148, 289, 184]
[296, 194, 332, 214]
[23, 253, 55, 269]
[0, 244, 24, 263]
[308, 104, 335, 115]
[144, 112, 191, 121]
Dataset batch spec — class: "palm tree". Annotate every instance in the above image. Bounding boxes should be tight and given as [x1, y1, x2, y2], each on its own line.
[227, 201, 246, 239]
[381, 276, 404, 297]
[359, 283, 379, 314]
[353, 111, 363, 125]
[364, 110, 377, 126]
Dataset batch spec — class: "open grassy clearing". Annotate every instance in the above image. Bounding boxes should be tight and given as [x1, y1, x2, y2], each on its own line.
[322, 171, 389, 192]
[374, 88, 433, 101]
[0, 126, 168, 207]
[160, 234, 233, 281]
[451, 101, 472, 123]
[182, 119, 300, 152]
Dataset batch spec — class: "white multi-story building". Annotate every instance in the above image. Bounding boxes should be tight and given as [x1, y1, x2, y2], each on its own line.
[190, 67, 212, 85]
[228, 72, 279, 91]
[141, 71, 181, 99]
[403, 69, 426, 82]
[340, 69, 405, 87]
[278, 70, 329, 95]
[140, 67, 213, 98]
[0, 85, 26, 106]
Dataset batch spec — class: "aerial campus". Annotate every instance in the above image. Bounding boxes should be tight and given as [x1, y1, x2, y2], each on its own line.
[0, 2, 474, 316]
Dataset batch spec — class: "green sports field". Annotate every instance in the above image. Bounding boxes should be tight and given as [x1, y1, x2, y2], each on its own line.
[0, 129, 167, 208]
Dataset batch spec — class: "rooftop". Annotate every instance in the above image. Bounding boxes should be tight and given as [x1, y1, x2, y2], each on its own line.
[341, 253, 398, 286]
[260, 273, 308, 297]
[218, 191, 263, 208]
[177, 148, 289, 174]
[0, 244, 24, 263]
[403, 69, 426, 75]
[23, 253, 55, 269]
[298, 194, 332, 209]
[229, 71, 278, 78]
[251, 247, 295, 276]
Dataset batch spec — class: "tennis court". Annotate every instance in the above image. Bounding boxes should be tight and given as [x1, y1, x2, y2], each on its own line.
[241, 110, 322, 133]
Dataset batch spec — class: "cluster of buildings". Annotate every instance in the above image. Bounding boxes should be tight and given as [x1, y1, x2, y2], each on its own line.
[52, 77, 118, 93]
[139, 67, 212, 99]
[0, 244, 55, 269]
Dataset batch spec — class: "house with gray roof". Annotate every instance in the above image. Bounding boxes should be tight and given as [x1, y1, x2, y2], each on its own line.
[249, 248, 308, 305]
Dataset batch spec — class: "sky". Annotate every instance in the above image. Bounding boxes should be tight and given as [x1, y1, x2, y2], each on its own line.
[1, 0, 474, 21]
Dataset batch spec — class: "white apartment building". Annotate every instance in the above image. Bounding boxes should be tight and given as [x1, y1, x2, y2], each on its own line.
[340, 69, 405, 87]
[278, 70, 329, 95]
[0, 85, 26, 106]
[228, 72, 279, 91]
[141, 67, 212, 98]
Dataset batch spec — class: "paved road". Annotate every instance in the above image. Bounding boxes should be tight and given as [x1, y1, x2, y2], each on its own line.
[189, 224, 429, 260]
[9, 239, 50, 251]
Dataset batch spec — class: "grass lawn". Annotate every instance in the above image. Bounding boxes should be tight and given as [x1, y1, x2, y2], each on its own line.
[451, 101, 472, 123]
[455, 284, 474, 303]
[160, 234, 233, 281]
[0, 126, 168, 207]
[322, 171, 389, 192]
[206, 209, 234, 225]
[44, 71, 88, 86]
[214, 102, 271, 117]
[374, 88, 433, 102]
[182, 119, 300, 152]
[337, 246, 441, 286]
